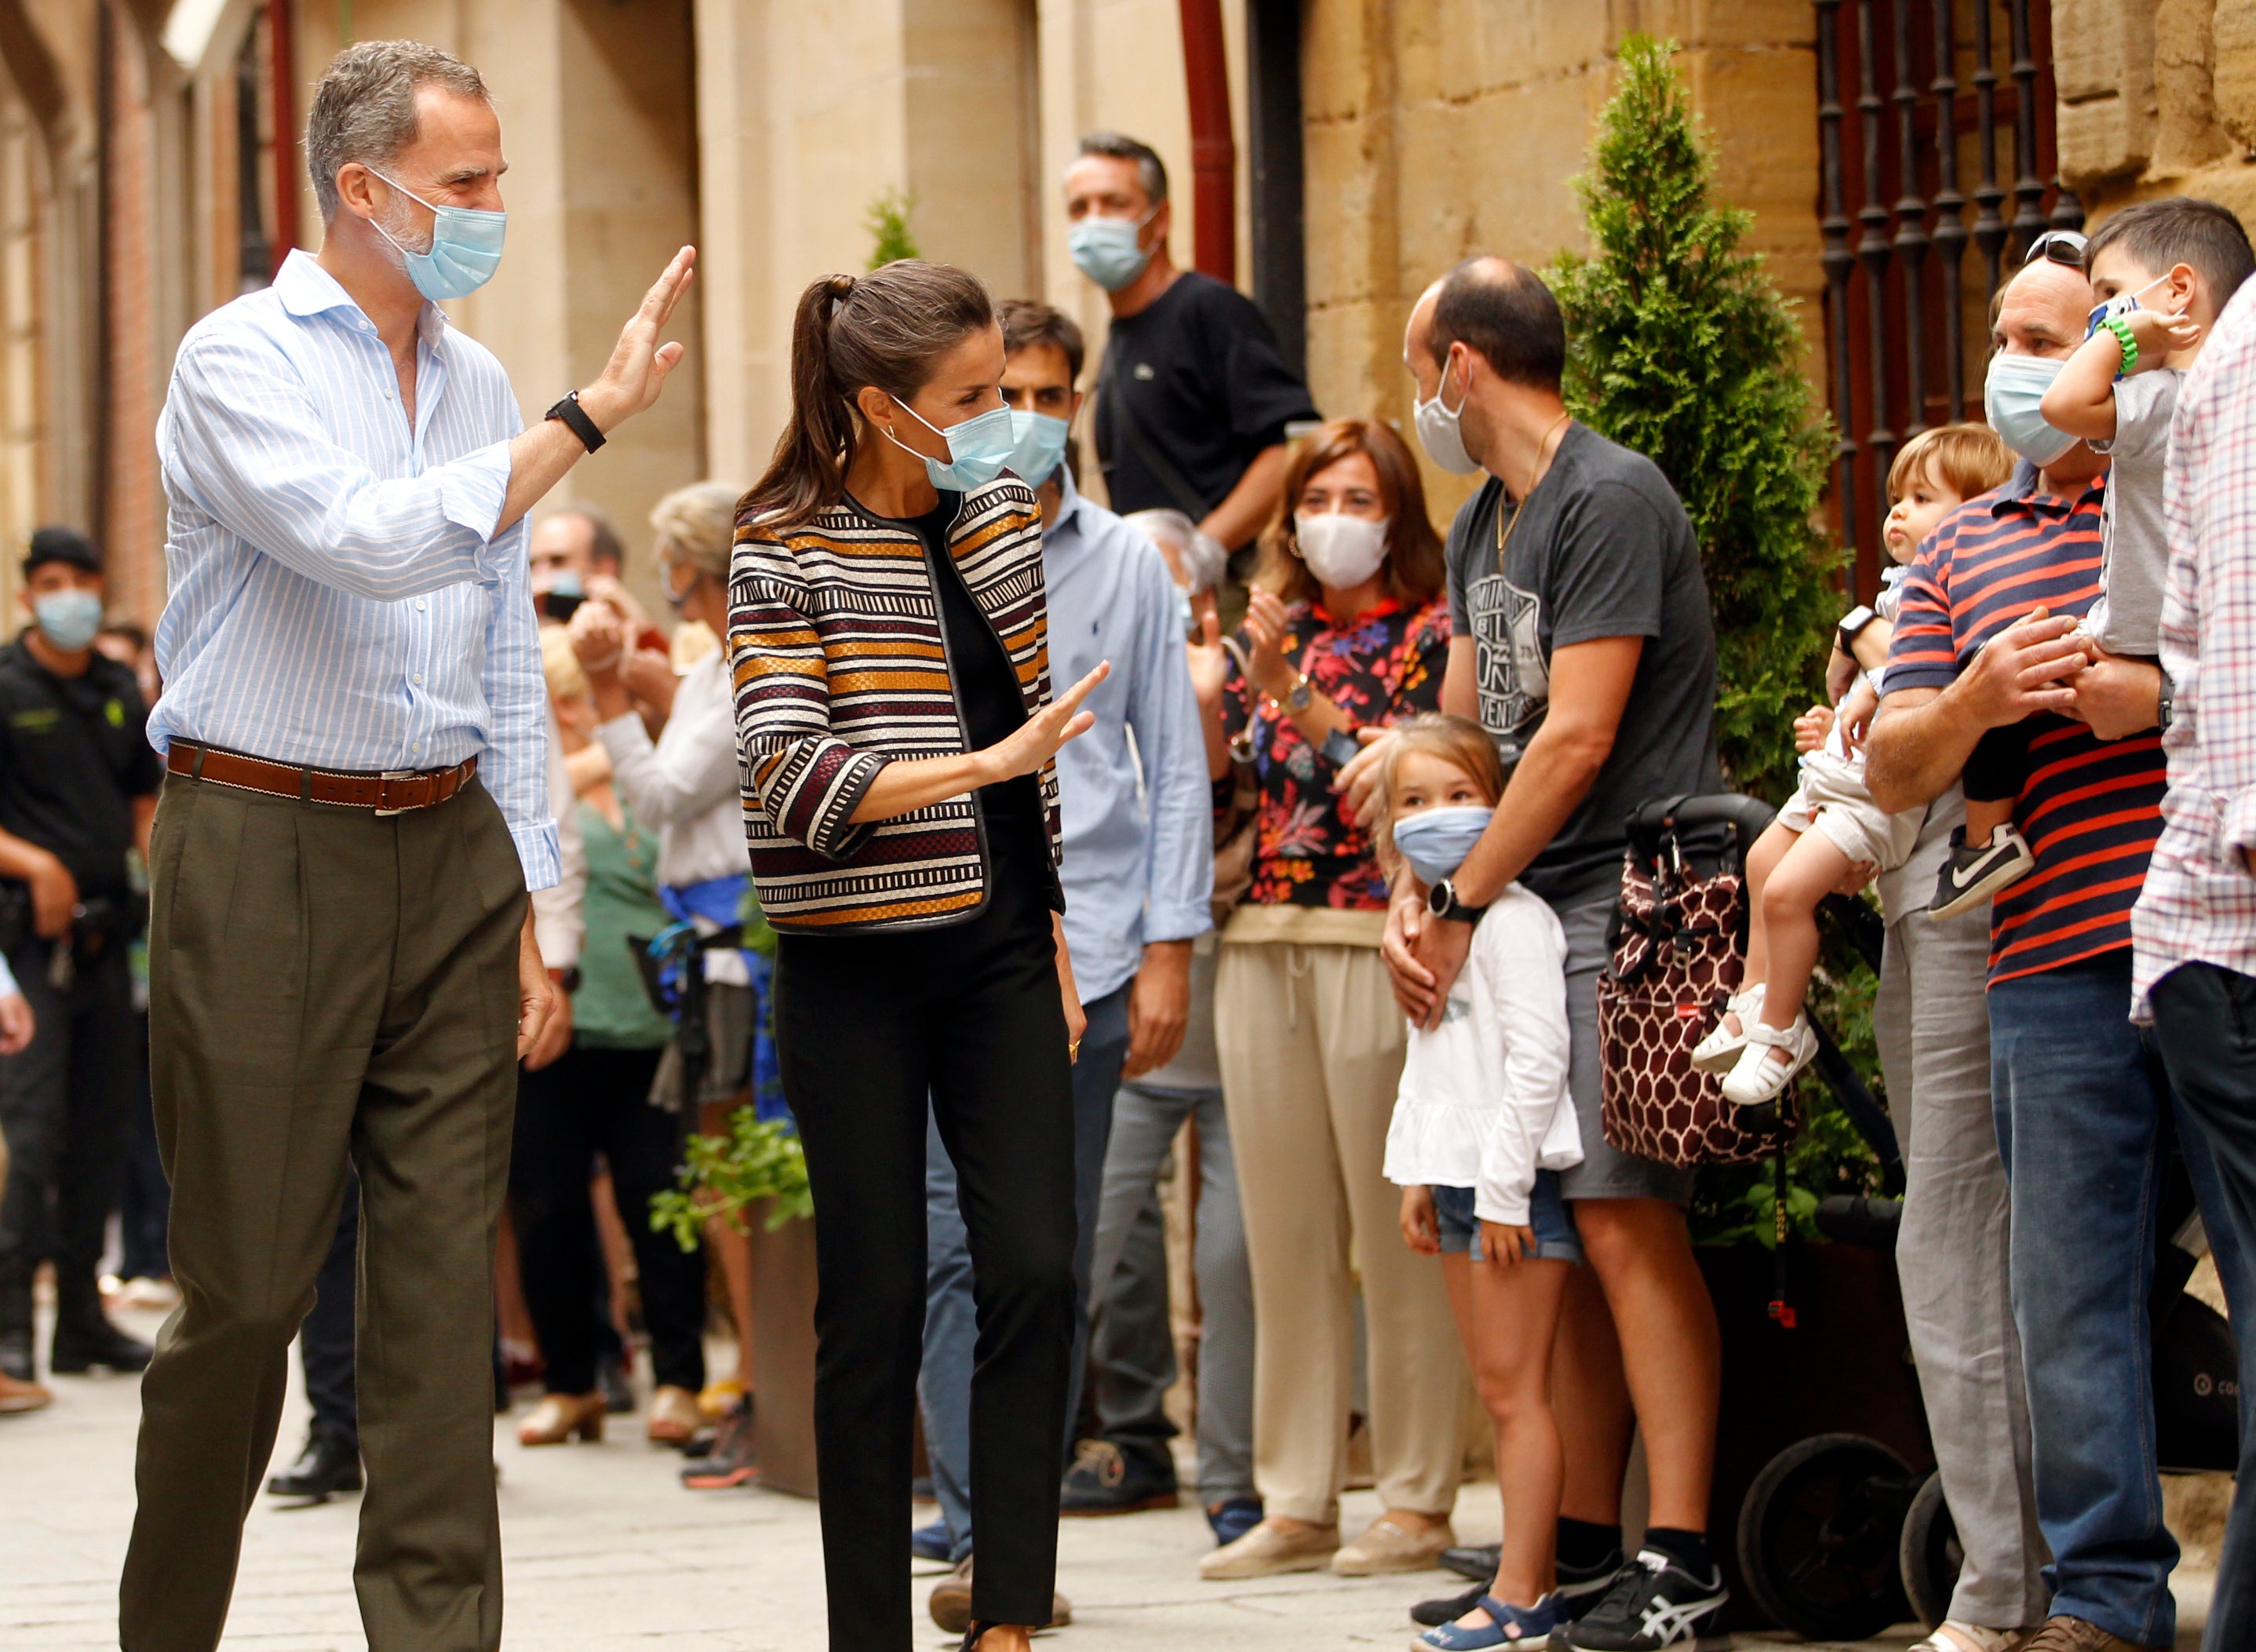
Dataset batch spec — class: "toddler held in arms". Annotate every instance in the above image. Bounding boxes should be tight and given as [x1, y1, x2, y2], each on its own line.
[1939, 197, 2254, 919]
[1697, 425, 2011, 1109]
[1374, 714, 1584, 1651]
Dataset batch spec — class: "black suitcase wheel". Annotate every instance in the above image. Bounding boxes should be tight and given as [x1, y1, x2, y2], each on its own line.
[1737, 1432, 1917, 1642]
[1898, 1468, 1963, 1631]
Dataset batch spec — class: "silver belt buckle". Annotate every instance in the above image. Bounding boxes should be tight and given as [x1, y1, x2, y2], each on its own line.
[372, 769, 421, 817]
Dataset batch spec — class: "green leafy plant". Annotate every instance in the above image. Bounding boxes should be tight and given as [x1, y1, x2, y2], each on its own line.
[866, 189, 922, 270]
[1547, 37, 1886, 1235]
[1546, 34, 1843, 805]
[651, 1110, 811, 1252]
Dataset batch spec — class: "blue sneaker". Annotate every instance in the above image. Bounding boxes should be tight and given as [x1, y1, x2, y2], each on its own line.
[1205, 1495, 1263, 1546]
[911, 1518, 954, 1564]
[1413, 1592, 1560, 1650]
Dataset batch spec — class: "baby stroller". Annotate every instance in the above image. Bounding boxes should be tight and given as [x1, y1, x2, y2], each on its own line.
[1627, 796, 2243, 1641]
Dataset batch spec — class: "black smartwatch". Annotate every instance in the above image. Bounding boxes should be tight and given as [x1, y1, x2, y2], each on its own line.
[545, 390, 607, 454]
[1836, 605, 1879, 656]
[1427, 878, 1487, 924]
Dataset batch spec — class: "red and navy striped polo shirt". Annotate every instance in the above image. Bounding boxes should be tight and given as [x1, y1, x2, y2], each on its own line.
[1881, 464, 2162, 986]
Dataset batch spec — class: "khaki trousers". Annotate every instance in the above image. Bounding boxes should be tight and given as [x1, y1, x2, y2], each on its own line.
[1215, 936, 1465, 1524]
[121, 772, 527, 1652]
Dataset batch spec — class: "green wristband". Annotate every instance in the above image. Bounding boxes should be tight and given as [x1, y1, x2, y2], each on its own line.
[2100, 315, 2138, 377]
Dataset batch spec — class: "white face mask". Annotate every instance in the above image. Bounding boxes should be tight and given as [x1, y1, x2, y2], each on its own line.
[1295, 512, 1391, 589]
[1412, 352, 1479, 476]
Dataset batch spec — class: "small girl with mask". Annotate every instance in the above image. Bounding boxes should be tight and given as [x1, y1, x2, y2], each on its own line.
[1377, 713, 1584, 1652]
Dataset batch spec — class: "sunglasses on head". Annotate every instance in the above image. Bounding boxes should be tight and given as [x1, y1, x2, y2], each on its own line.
[2023, 228, 2090, 270]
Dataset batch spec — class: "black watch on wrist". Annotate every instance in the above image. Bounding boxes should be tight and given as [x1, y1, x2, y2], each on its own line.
[545, 390, 606, 454]
[1427, 877, 1487, 924]
[1836, 604, 1879, 656]
[2156, 663, 2175, 735]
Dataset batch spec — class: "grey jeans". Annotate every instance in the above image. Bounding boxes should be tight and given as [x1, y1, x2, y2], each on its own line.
[1087, 1081, 1256, 1504]
[1878, 818, 2050, 1630]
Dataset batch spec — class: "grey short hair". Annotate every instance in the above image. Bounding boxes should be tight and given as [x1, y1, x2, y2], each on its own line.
[651, 482, 742, 582]
[305, 41, 490, 221]
[1077, 133, 1168, 208]
[1124, 509, 1225, 594]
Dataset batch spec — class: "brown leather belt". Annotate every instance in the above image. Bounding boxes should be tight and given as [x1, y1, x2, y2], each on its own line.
[167, 742, 477, 815]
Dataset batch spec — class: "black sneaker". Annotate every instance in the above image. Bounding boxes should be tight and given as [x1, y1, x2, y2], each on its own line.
[1058, 1437, 1179, 1514]
[1556, 1548, 1629, 1621]
[1930, 824, 2035, 921]
[1440, 1543, 1501, 1584]
[1416, 1548, 1621, 1628]
[1564, 1548, 1727, 1649]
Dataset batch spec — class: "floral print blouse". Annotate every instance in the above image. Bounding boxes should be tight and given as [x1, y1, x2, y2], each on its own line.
[1219, 596, 1451, 910]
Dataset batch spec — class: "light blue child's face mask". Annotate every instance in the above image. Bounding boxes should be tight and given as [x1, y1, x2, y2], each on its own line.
[1391, 805, 1495, 886]
[370, 169, 508, 302]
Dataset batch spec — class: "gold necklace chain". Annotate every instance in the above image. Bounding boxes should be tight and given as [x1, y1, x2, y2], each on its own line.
[1495, 410, 1574, 570]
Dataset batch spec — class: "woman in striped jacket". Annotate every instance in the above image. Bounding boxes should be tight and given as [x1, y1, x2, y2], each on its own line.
[728, 261, 1106, 1652]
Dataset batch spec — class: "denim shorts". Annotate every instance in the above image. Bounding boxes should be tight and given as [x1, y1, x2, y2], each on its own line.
[1432, 1172, 1583, 1264]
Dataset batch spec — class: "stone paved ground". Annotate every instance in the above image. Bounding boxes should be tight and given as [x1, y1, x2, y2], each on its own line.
[3, 1300, 2209, 1650]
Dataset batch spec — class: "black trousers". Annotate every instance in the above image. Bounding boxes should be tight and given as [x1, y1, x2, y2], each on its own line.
[774, 848, 1077, 1650]
[2147, 961, 2256, 1652]
[0, 939, 137, 1317]
[119, 1012, 171, 1282]
[302, 1171, 359, 1442]
[508, 1042, 706, 1395]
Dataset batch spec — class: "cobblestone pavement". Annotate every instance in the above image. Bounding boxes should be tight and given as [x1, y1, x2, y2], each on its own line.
[3, 1302, 2209, 1650]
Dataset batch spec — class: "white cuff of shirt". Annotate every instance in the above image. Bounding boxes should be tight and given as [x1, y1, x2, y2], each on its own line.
[1143, 906, 1214, 946]
[596, 710, 654, 764]
[442, 439, 516, 584]
[513, 821, 563, 893]
[1474, 1187, 1532, 1228]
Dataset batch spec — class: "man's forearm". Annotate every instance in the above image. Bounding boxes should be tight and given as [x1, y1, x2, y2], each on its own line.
[1200, 444, 1288, 552]
[0, 826, 58, 884]
[499, 414, 605, 538]
[1864, 686, 1977, 815]
[1452, 731, 1607, 906]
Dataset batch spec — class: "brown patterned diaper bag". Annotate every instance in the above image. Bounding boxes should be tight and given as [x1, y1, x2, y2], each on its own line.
[1597, 796, 1794, 1168]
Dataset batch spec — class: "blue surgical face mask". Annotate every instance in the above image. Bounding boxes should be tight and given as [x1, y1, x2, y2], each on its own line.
[544, 571, 585, 600]
[1070, 213, 1154, 293]
[1983, 353, 2079, 468]
[369, 169, 508, 302]
[1391, 804, 1495, 886]
[887, 399, 1018, 491]
[1005, 410, 1072, 489]
[2087, 272, 2172, 338]
[31, 589, 103, 654]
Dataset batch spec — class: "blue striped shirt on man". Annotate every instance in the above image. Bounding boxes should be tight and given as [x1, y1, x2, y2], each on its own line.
[148, 249, 556, 888]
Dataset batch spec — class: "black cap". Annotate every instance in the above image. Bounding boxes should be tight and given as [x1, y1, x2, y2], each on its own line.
[24, 526, 100, 578]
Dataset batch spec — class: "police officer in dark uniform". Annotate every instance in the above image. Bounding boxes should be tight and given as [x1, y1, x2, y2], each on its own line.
[0, 527, 162, 1381]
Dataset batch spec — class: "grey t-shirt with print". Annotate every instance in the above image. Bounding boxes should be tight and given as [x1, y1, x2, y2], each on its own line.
[1444, 421, 1723, 910]
[2086, 365, 2178, 657]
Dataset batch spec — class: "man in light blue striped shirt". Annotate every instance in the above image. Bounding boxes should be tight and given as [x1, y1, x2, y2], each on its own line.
[121, 42, 694, 1652]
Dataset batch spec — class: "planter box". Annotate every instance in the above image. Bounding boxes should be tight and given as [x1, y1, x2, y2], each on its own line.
[745, 1200, 820, 1497]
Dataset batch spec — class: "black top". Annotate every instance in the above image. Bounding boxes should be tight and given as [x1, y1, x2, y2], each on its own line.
[906, 497, 1050, 871]
[1092, 272, 1318, 539]
[0, 640, 162, 899]
[1441, 423, 1722, 909]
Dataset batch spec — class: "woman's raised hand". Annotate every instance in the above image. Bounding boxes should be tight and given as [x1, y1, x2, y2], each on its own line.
[986, 662, 1110, 782]
[1244, 588, 1296, 698]
[567, 600, 629, 677]
[1186, 604, 1230, 711]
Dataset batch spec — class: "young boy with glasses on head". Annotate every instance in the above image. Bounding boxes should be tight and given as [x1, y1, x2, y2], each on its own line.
[1933, 201, 2256, 921]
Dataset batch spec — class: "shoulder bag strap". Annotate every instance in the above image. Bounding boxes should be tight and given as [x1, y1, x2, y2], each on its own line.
[1097, 337, 1215, 523]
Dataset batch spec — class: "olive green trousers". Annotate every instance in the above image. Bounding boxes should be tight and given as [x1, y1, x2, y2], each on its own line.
[121, 771, 526, 1652]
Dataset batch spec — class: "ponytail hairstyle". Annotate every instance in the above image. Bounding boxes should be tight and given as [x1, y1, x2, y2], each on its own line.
[742, 260, 997, 531]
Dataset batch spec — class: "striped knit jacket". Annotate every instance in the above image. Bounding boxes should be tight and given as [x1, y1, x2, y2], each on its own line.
[727, 476, 1063, 933]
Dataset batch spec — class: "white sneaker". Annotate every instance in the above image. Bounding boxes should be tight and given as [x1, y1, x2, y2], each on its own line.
[1691, 986, 1764, 1074]
[1909, 1625, 2038, 1652]
[1720, 1014, 1817, 1107]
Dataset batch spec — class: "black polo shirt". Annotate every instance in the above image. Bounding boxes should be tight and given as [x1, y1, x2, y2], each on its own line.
[0, 639, 162, 899]
[1092, 271, 1318, 538]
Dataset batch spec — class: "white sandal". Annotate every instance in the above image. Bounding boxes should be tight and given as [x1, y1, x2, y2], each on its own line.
[1692, 986, 1764, 1074]
[1908, 1624, 2036, 1652]
[1720, 1014, 1817, 1107]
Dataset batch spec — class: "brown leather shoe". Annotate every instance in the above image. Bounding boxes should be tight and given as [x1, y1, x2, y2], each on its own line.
[647, 1384, 701, 1445]
[517, 1391, 606, 1445]
[0, 1369, 51, 1413]
[2021, 1616, 2162, 1652]
[927, 1558, 1071, 1635]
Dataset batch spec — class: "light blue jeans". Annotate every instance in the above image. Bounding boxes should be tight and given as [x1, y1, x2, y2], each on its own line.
[1988, 950, 2254, 1647]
